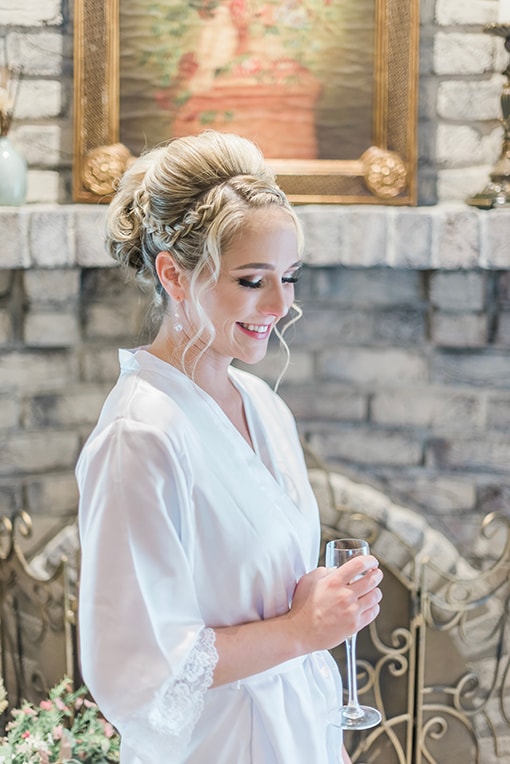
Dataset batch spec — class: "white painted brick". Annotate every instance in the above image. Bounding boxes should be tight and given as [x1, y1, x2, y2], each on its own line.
[371, 388, 483, 430]
[24, 310, 80, 347]
[433, 206, 480, 268]
[388, 474, 477, 513]
[310, 427, 423, 467]
[0, 351, 77, 391]
[298, 308, 373, 347]
[0, 431, 79, 475]
[427, 434, 510, 473]
[24, 387, 109, 428]
[0, 272, 11, 295]
[436, 0, 499, 25]
[494, 311, 510, 345]
[389, 209, 434, 268]
[438, 165, 495, 204]
[431, 311, 489, 347]
[0, 309, 12, 346]
[238, 349, 313, 386]
[434, 33, 496, 75]
[479, 209, 510, 267]
[85, 303, 146, 340]
[343, 209, 389, 267]
[430, 271, 487, 310]
[13, 125, 61, 167]
[314, 269, 421, 305]
[296, 206, 346, 266]
[0, 0, 62, 26]
[6, 32, 63, 76]
[81, 347, 122, 384]
[318, 348, 428, 385]
[25, 472, 78, 515]
[26, 171, 61, 205]
[279, 383, 367, 422]
[432, 351, 510, 387]
[28, 207, 74, 267]
[16, 81, 62, 120]
[0, 208, 31, 267]
[0, 391, 19, 429]
[437, 125, 502, 168]
[487, 394, 510, 428]
[24, 269, 80, 305]
[437, 76, 504, 121]
[75, 206, 112, 267]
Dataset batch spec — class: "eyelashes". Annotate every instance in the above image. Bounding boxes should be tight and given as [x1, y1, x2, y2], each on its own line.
[238, 270, 302, 289]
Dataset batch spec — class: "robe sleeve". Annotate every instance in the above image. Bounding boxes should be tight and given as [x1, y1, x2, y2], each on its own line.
[76, 417, 218, 760]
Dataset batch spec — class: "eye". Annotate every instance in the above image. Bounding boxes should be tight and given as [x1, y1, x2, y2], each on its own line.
[282, 267, 302, 284]
[238, 278, 263, 289]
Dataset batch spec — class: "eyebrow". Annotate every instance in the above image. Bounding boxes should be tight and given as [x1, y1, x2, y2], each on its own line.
[232, 260, 302, 271]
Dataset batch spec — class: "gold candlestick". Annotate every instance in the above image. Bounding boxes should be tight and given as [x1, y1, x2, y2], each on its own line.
[467, 23, 510, 209]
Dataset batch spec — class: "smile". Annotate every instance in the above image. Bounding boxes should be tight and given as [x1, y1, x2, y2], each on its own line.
[237, 322, 272, 337]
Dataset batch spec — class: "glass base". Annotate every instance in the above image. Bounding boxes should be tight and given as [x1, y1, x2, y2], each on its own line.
[328, 704, 382, 731]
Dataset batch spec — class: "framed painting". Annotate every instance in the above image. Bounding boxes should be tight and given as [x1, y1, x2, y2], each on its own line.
[73, 0, 420, 204]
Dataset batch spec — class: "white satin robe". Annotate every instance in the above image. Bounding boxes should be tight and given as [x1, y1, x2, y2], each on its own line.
[77, 348, 344, 763]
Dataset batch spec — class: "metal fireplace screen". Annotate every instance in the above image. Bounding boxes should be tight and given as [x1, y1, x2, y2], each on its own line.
[0, 483, 509, 763]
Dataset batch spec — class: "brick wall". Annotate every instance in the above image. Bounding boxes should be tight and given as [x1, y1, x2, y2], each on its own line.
[0, 0, 508, 204]
[0, 205, 509, 563]
[1, 1, 510, 561]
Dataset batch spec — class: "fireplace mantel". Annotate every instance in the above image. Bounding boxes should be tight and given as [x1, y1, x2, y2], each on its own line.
[1, 203, 509, 271]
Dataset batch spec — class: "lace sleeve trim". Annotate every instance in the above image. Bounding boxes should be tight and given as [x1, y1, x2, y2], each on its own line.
[149, 627, 218, 737]
[122, 627, 218, 759]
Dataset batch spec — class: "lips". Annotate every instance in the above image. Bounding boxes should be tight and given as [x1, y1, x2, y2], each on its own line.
[237, 322, 272, 338]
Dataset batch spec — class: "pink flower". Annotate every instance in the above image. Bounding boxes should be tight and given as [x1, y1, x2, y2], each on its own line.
[74, 697, 83, 709]
[83, 699, 96, 709]
[102, 721, 115, 738]
[52, 724, 64, 740]
[39, 700, 53, 711]
[54, 698, 68, 712]
[21, 731, 30, 739]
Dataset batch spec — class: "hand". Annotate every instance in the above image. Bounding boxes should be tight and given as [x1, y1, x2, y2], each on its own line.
[285, 556, 383, 654]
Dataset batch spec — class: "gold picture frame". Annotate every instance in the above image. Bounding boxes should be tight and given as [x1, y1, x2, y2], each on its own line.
[73, 0, 420, 205]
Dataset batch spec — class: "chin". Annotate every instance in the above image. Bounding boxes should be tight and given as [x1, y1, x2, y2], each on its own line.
[237, 349, 268, 366]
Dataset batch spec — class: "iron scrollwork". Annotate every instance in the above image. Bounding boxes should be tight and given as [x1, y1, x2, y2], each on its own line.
[311, 461, 510, 764]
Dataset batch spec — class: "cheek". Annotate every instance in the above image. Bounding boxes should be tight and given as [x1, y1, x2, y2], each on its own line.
[285, 288, 295, 312]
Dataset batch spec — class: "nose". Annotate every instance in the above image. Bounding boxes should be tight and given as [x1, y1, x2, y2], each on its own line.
[260, 281, 292, 319]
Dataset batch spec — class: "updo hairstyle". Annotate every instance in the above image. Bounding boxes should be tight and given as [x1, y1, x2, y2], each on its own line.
[106, 130, 303, 384]
[106, 130, 302, 305]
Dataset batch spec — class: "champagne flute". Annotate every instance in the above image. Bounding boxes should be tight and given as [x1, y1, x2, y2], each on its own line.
[325, 538, 382, 730]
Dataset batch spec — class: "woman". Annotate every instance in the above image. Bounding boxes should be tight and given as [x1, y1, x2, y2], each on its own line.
[76, 130, 382, 764]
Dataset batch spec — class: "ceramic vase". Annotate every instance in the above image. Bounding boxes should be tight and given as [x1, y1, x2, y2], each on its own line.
[0, 134, 27, 205]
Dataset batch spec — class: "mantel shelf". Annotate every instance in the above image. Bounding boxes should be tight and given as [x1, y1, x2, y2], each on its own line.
[0, 203, 509, 271]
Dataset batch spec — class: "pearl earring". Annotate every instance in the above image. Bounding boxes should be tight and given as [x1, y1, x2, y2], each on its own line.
[174, 306, 183, 333]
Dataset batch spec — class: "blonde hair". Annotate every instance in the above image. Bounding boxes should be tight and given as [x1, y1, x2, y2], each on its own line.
[106, 130, 303, 381]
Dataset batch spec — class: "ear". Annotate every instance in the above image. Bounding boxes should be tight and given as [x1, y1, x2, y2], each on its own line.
[155, 251, 188, 301]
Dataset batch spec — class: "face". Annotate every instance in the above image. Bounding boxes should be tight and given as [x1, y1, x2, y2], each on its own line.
[190, 207, 301, 367]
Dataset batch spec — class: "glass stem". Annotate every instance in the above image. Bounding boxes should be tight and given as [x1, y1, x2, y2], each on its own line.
[345, 633, 363, 717]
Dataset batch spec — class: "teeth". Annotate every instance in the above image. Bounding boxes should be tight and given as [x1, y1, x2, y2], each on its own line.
[241, 323, 270, 333]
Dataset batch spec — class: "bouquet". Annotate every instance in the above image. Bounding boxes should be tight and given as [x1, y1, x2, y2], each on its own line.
[0, 677, 120, 764]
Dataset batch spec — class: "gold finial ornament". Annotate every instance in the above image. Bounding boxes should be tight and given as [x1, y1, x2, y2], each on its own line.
[81, 142, 135, 196]
[361, 146, 408, 199]
[467, 24, 510, 209]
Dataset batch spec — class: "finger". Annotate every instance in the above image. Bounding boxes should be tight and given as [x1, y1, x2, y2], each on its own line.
[351, 566, 383, 596]
[359, 599, 382, 631]
[338, 554, 379, 583]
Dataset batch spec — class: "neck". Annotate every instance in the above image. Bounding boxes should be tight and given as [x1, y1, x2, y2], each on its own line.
[148, 319, 234, 401]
